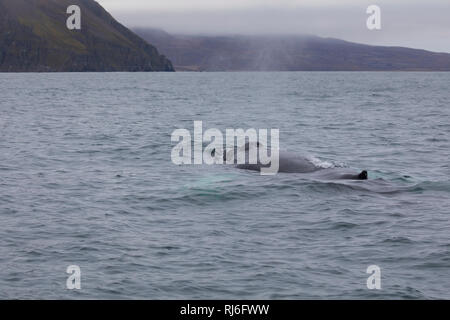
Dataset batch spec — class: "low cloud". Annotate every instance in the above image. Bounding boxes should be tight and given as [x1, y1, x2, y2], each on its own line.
[97, 0, 450, 53]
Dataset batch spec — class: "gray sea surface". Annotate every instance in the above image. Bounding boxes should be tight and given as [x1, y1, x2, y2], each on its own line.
[0, 72, 449, 299]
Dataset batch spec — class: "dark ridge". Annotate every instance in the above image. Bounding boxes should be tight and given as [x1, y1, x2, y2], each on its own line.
[134, 28, 450, 72]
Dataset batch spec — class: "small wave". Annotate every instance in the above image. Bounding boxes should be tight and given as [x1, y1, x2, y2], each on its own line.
[407, 180, 450, 193]
[300, 178, 406, 195]
[380, 236, 415, 244]
[330, 221, 359, 230]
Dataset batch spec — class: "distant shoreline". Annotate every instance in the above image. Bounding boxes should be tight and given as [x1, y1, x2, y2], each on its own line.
[2, 70, 450, 74]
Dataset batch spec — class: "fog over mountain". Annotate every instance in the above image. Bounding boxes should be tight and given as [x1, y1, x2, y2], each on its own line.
[134, 28, 450, 71]
[2, 0, 449, 72]
[99, 0, 450, 53]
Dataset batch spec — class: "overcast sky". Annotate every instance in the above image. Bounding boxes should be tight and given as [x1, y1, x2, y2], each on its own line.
[97, 0, 450, 53]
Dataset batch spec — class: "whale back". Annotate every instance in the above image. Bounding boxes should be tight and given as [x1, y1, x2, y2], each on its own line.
[214, 143, 368, 180]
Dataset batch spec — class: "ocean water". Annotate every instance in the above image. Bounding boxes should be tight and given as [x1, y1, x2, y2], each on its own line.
[0, 72, 449, 299]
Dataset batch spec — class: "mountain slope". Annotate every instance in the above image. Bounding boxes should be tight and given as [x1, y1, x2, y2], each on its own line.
[0, 0, 174, 72]
[134, 28, 450, 71]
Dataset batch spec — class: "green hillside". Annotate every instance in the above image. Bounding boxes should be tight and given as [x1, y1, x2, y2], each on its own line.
[0, 0, 174, 71]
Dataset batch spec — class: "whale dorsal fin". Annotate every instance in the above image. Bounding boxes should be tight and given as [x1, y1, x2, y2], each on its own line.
[358, 170, 368, 180]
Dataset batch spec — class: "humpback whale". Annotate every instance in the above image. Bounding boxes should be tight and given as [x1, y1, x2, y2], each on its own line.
[215, 142, 368, 180]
